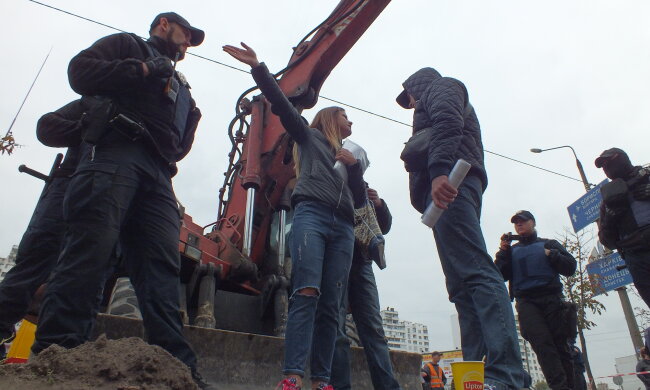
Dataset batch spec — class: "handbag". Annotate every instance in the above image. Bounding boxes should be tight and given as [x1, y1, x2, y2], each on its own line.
[354, 199, 386, 269]
[400, 127, 432, 172]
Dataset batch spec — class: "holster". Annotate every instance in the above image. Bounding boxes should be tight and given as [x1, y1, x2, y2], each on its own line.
[82, 97, 116, 145]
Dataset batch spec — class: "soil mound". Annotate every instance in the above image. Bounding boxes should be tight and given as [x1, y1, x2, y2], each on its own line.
[0, 334, 198, 390]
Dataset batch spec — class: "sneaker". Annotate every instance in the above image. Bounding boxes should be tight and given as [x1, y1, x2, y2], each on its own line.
[191, 370, 216, 390]
[315, 384, 334, 390]
[276, 377, 301, 390]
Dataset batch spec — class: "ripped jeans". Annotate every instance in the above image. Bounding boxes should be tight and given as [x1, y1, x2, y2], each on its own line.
[284, 200, 354, 382]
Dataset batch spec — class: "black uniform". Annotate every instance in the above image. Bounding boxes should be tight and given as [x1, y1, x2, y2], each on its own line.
[33, 33, 201, 373]
[495, 233, 577, 390]
[598, 165, 650, 308]
[0, 100, 87, 342]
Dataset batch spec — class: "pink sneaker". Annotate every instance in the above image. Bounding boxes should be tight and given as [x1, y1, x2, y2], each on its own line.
[315, 384, 334, 390]
[276, 377, 301, 390]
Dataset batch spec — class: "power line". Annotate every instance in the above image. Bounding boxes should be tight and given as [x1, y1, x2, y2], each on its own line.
[26, 0, 586, 184]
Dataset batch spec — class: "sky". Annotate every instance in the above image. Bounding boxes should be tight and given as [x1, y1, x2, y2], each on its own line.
[2, 0, 650, 385]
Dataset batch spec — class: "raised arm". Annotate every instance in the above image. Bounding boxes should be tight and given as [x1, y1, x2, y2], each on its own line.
[223, 43, 310, 143]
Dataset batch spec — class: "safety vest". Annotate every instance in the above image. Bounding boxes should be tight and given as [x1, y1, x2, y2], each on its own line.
[426, 363, 444, 388]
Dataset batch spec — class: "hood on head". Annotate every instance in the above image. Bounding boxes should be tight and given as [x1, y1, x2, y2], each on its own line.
[396, 67, 442, 108]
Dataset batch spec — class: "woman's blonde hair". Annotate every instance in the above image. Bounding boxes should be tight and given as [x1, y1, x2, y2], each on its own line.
[293, 106, 344, 176]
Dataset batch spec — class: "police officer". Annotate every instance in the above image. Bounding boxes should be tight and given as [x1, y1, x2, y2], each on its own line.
[0, 98, 92, 358]
[32, 13, 210, 388]
[495, 211, 577, 390]
[595, 148, 650, 309]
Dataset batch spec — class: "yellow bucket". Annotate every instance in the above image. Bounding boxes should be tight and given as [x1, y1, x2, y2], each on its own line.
[451, 361, 484, 390]
[4, 320, 36, 364]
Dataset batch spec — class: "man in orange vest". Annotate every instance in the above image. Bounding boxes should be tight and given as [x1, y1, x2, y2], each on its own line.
[422, 352, 447, 389]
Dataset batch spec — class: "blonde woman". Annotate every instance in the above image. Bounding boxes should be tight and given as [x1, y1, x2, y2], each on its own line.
[224, 43, 365, 390]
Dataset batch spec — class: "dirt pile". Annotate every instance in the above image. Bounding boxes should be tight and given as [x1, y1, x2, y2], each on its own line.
[0, 334, 198, 390]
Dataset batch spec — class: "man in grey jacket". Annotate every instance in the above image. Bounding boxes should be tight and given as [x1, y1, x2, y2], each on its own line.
[396, 68, 523, 390]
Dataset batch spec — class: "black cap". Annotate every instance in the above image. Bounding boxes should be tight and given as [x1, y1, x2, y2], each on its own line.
[396, 88, 410, 109]
[594, 147, 627, 168]
[511, 210, 535, 223]
[150, 12, 205, 46]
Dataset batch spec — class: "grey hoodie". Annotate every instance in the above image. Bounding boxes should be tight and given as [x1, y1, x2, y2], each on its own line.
[251, 63, 365, 221]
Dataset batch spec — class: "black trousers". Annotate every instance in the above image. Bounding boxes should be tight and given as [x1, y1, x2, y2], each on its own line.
[0, 177, 70, 333]
[516, 295, 574, 390]
[33, 135, 197, 371]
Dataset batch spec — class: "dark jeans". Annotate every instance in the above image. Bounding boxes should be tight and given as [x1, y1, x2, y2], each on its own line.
[33, 136, 197, 371]
[624, 248, 650, 309]
[0, 177, 70, 334]
[431, 175, 523, 390]
[516, 295, 574, 390]
[284, 201, 354, 382]
[331, 259, 401, 390]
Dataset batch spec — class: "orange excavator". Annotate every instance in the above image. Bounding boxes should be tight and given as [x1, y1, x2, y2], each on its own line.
[10, 0, 393, 361]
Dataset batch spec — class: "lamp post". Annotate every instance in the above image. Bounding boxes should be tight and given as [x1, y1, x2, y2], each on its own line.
[530, 145, 592, 192]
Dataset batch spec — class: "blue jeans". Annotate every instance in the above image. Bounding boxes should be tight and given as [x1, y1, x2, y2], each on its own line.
[431, 175, 523, 390]
[331, 259, 401, 390]
[284, 201, 354, 382]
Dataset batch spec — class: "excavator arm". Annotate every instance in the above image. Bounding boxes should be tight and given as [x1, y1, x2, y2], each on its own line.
[180, 0, 391, 295]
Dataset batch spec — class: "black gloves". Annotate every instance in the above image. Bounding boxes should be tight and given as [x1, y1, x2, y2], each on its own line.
[144, 57, 174, 78]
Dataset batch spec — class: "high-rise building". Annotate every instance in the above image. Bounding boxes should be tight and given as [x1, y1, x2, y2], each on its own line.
[381, 307, 430, 353]
[0, 245, 18, 283]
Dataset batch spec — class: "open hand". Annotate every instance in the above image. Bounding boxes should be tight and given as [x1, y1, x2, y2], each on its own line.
[222, 42, 260, 67]
[430, 175, 458, 209]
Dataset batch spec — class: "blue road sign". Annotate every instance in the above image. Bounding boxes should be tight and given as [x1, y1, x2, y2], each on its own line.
[586, 252, 633, 295]
[567, 179, 609, 232]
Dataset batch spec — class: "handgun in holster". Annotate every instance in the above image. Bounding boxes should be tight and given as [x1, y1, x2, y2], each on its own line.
[109, 113, 146, 141]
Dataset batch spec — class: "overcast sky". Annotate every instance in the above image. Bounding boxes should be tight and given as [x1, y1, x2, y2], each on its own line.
[2, 0, 649, 385]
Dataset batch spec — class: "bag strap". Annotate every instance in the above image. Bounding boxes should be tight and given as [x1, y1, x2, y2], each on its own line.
[126, 33, 155, 59]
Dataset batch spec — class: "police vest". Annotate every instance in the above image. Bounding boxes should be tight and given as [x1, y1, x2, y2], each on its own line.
[629, 196, 650, 231]
[511, 241, 559, 293]
[137, 35, 192, 142]
[426, 363, 444, 388]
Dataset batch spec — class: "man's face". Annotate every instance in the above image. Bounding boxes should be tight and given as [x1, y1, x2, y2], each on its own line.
[513, 218, 535, 236]
[431, 354, 441, 364]
[408, 94, 417, 109]
[165, 22, 192, 60]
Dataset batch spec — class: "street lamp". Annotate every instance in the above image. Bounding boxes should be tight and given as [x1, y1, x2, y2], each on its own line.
[530, 145, 592, 192]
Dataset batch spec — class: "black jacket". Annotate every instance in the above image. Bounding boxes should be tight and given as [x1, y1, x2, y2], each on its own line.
[251, 63, 365, 222]
[598, 166, 650, 253]
[495, 233, 576, 299]
[400, 68, 487, 213]
[36, 98, 94, 174]
[67, 33, 201, 164]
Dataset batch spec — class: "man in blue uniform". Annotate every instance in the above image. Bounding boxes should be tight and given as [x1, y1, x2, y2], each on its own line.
[495, 210, 577, 390]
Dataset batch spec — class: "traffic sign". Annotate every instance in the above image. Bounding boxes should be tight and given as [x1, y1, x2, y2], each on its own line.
[567, 179, 609, 232]
[586, 252, 633, 295]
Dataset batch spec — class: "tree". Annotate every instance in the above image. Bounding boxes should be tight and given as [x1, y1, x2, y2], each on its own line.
[561, 229, 606, 390]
